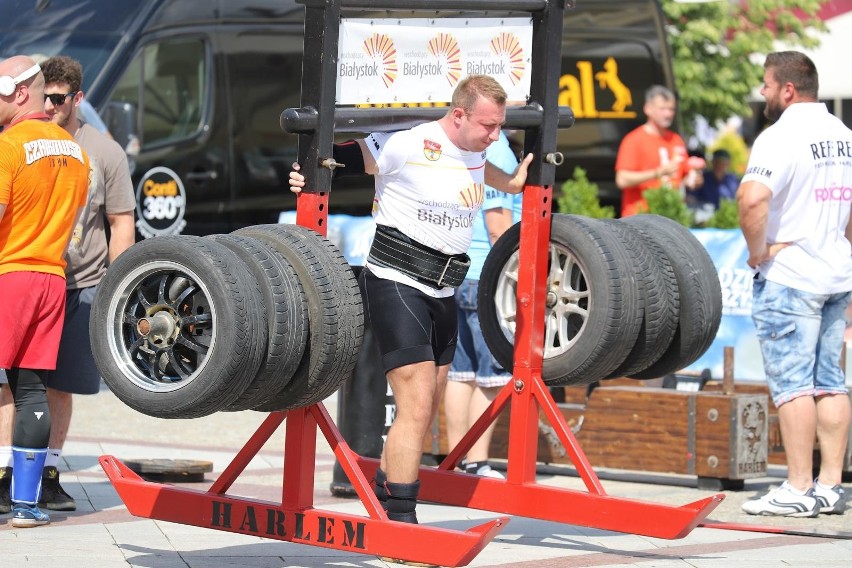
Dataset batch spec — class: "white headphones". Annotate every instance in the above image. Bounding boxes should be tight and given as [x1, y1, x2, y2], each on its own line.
[0, 63, 41, 97]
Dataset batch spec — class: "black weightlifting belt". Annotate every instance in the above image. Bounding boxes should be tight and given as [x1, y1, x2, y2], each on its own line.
[368, 224, 470, 288]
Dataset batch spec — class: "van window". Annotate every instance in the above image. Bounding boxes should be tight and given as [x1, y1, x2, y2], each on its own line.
[228, 31, 303, 189]
[0, 0, 145, 87]
[110, 38, 208, 147]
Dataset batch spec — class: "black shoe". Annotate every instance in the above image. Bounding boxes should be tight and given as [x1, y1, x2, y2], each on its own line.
[38, 466, 76, 511]
[0, 466, 11, 514]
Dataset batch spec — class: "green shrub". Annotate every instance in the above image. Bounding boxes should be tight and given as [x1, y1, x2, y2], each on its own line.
[705, 198, 740, 228]
[640, 186, 693, 227]
[556, 166, 615, 219]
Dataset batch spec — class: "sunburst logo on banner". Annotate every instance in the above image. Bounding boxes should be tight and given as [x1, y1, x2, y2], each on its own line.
[458, 183, 485, 208]
[363, 33, 398, 88]
[490, 32, 526, 86]
[427, 33, 462, 87]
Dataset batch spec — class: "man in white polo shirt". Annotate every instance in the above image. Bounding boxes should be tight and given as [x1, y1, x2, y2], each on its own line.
[738, 51, 852, 517]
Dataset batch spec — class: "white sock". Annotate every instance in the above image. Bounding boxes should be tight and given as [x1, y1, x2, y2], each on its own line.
[0, 446, 11, 468]
[45, 448, 62, 469]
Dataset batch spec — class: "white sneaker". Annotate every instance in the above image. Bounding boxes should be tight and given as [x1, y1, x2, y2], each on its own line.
[462, 461, 505, 479]
[813, 480, 846, 515]
[474, 464, 505, 479]
[741, 481, 820, 517]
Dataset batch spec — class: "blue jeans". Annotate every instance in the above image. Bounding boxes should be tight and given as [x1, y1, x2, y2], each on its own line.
[448, 280, 511, 387]
[752, 276, 851, 407]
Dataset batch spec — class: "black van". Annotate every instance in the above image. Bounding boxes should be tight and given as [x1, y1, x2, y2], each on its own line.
[1, 0, 673, 236]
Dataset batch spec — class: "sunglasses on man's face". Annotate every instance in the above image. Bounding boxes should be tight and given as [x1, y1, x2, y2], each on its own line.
[44, 91, 77, 106]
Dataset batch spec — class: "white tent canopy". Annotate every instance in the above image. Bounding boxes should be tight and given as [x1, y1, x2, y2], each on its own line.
[800, 11, 852, 100]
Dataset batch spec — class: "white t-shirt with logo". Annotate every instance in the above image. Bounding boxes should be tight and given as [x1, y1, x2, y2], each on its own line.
[741, 102, 852, 294]
[364, 121, 486, 297]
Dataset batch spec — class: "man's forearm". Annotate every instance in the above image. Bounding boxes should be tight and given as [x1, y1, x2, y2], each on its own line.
[615, 168, 659, 189]
[107, 212, 136, 262]
[737, 181, 772, 267]
[484, 208, 513, 244]
[484, 154, 532, 194]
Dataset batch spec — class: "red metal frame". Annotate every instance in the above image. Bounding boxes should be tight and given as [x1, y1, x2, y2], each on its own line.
[100, 404, 505, 567]
[100, 190, 508, 567]
[357, 183, 724, 539]
[101, 181, 724, 566]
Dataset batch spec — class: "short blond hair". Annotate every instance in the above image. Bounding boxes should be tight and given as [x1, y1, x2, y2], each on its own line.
[451, 75, 507, 114]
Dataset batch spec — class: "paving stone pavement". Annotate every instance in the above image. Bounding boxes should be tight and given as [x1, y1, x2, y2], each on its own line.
[1, 384, 850, 567]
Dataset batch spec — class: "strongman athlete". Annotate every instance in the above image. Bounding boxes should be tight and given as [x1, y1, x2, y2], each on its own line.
[289, 75, 532, 524]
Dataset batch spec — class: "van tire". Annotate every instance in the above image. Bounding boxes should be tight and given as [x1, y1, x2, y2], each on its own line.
[478, 214, 641, 385]
[600, 219, 679, 378]
[206, 234, 308, 410]
[233, 224, 364, 410]
[90, 236, 266, 418]
[621, 215, 722, 379]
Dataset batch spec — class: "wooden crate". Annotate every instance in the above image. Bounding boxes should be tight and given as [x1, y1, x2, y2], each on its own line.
[704, 380, 852, 476]
[425, 384, 770, 487]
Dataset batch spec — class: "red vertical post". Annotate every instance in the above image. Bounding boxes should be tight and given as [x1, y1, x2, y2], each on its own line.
[506, 183, 552, 484]
[295, 192, 330, 236]
[281, 406, 319, 508]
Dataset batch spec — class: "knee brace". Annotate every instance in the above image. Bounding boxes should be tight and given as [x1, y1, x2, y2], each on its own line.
[6, 368, 51, 448]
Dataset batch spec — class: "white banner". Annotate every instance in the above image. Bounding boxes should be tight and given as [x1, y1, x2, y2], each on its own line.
[337, 18, 533, 105]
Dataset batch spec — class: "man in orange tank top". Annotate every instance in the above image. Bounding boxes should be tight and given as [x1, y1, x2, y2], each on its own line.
[0, 55, 89, 528]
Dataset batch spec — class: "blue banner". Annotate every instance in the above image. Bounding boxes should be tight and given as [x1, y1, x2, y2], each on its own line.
[683, 229, 765, 381]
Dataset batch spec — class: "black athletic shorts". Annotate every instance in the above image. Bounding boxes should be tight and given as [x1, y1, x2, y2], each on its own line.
[359, 267, 457, 373]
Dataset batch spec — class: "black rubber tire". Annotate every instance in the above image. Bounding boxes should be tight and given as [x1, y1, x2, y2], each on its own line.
[206, 234, 308, 411]
[600, 219, 679, 378]
[89, 236, 266, 418]
[478, 214, 642, 385]
[233, 224, 364, 410]
[622, 214, 723, 379]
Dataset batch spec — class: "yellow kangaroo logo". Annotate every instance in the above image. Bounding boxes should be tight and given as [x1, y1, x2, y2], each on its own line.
[594, 57, 632, 113]
[558, 58, 636, 119]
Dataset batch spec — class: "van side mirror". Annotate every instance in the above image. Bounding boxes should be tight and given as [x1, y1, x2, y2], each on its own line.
[102, 101, 140, 156]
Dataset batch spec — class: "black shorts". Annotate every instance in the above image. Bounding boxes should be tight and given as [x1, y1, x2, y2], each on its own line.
[45, 286, 101, 394]
[359, 267, 457, 373]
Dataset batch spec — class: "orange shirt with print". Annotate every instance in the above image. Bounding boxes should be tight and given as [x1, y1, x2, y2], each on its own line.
[0, 118, 89, 278]
[615, 125, 689, 216]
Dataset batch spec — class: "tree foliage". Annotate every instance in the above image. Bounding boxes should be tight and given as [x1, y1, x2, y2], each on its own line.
[661, 0, 825, 132]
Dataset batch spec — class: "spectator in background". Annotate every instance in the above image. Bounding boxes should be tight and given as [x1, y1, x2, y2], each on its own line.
[614, 85, 703, 216]
[688, 149, 740, 210]
[444, 131, 519, 479]
[0, 55, 135, 514]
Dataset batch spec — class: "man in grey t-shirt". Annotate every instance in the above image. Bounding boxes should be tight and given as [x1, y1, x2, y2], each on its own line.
[0, 56, 136, 512]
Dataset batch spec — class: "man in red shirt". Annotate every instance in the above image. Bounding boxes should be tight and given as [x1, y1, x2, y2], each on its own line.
[614, 85, 702, 216]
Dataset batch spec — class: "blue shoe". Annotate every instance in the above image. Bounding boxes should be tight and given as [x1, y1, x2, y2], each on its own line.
[10, 503, 50, 528]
